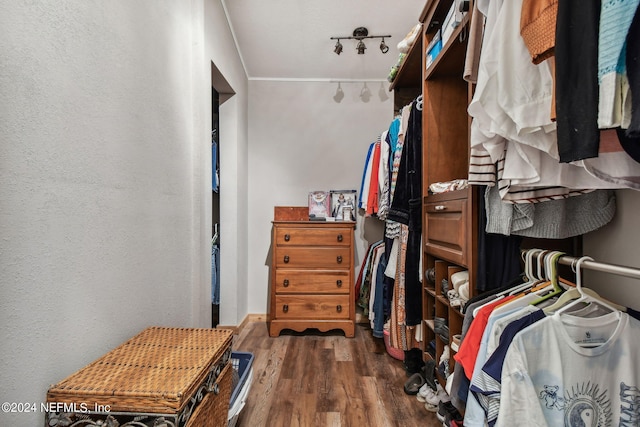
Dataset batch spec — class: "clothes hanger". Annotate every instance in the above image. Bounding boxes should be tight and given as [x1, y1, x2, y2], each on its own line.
[507, 249, 545, 295]
[543, 255, 626, 314]
[529, 251, 566, 305]
[493, 250, 561, 315]
[212, 223, 219, 246]
[553, 256, 622, 318]
[503, 250, 551, 299]
[474, 249, 539, 317]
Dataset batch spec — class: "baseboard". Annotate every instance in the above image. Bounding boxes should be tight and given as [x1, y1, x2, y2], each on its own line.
[216, 313, 267, 335]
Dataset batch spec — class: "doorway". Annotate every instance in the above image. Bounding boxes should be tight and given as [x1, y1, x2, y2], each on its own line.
[210, 61, 235, 328]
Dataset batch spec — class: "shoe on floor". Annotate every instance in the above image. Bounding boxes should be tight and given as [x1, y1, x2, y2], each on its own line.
[403, 372, 425, 395]
[416, 382, 436, 402]
[445, 410, 464, 426]
[403, 348, 425, 375]
[421, 359, 437, 391]
[424, 401, 438, 412]
[437, 401, 461, 424]
[425, 383, 450, 407]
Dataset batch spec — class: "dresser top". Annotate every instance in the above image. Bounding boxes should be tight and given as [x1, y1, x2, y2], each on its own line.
[273, 219, 355, 226]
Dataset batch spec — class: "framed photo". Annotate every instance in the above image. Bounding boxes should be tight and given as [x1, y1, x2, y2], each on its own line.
[330, 190, 357, 221]
[308, 191, 330, 219]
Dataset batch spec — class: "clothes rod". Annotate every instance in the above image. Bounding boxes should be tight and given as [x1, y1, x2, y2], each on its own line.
[557, 255, 640, 280]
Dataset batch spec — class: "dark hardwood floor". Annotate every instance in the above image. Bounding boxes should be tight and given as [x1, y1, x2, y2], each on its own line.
[232, 321, 441, 426]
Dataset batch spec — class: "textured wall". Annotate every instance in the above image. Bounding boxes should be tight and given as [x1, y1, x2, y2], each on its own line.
[0, 1, 247, 425]
[583, 189, 640, 309]
[204, 0, 250, 327]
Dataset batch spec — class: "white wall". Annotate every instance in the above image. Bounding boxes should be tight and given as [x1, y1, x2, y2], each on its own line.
[246, 80, 390, 315]
[203, 0, 250, 327]
[583, 189, 640, 310]
[0, 1, 247, 425]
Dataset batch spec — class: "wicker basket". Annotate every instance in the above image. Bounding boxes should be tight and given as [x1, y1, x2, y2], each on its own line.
[45, 327, 234, 427]
[383, 329, 404, 361]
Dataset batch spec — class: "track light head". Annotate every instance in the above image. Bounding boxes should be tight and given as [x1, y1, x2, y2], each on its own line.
[356, 40, 366, 54]
[379, 38, 389, 54]
[334, 40, 343, 55]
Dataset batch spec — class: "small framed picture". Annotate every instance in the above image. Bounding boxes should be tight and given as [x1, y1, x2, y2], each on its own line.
[330, 190, 357, 221]
[308, 191, 330, 219]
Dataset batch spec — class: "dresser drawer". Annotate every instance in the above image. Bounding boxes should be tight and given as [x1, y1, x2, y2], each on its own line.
[274, 247, 351, 268]
[275, 227, 351, 247]
[424, 197, 468, 266]
[274, 269, 350, 294]
[274, 295, 350, 319]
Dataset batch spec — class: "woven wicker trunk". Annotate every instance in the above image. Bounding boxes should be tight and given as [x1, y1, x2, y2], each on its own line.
[45, 327, 234, 427]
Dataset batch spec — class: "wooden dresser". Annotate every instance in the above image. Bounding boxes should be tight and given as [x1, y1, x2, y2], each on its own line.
[269, 207, 356, 337]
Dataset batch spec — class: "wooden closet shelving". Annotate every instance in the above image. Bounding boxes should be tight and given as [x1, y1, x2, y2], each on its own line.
[391, 0, 478, 387]
[417, 0, 478, 386]
[389, 24, 423, 113]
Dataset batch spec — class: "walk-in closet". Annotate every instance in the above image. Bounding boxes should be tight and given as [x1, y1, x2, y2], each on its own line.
[3, 1, 640, 426]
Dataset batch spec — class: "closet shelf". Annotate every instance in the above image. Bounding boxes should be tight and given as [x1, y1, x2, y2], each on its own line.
[389, 33, 423, 91]
[436, 295, 449, 305]
[425, 319, 435, 332]
[449, 306, 464, 320]
[424, 12, 471, 80]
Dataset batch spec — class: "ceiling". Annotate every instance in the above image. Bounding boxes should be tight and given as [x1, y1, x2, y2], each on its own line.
[222, 0, 426, 81]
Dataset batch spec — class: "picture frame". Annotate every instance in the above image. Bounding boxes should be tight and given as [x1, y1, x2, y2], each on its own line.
[330, 190, 357, 221]
[308, 191, 330, 219]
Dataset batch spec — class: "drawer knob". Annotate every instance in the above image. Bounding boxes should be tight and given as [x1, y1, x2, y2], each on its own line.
[337, 234, 343, 242]
[336, 305, 342, 313]
[284, 234, 290, 242]
[284, 255, 290, 263]
[283, 304, 289, 313]
[336, 280, 343, 287]
[337, 255, 343, 263]
[283, 279, 289, 287]
[435, 205, 447, 211]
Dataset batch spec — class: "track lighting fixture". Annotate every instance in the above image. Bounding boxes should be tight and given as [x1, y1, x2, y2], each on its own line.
[334, 39, 343, 55]
[330, 27, 391, 55]
[379, 38, 389, 54]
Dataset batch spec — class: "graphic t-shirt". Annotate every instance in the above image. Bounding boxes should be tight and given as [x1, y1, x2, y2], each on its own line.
[496, 312, 640, 426]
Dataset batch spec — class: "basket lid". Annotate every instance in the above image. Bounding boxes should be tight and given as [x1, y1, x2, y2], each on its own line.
[46, 327, 233, 413]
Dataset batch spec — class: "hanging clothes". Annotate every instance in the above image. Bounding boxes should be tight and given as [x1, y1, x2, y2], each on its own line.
[212, 138, 219, 193]
[377, 129, 392, 220]
[597, 0, 639, 129]
[366, 137, 382, 216]
[466, 0, 640, 241]
[388, 97, 423, 327]
[355, 97, 423, 352]
[386, 103, 412, 239]
[448, 252, 640, 427]
[555, 0, 601, 162]
[497, 312, 640, 426]
[356, 240, 384, 316]
[211, 243, 220, 305]
[627, 6, 640, 136]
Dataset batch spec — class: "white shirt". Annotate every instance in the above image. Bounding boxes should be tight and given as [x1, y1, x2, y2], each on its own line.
[497, 312, 640, 426]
